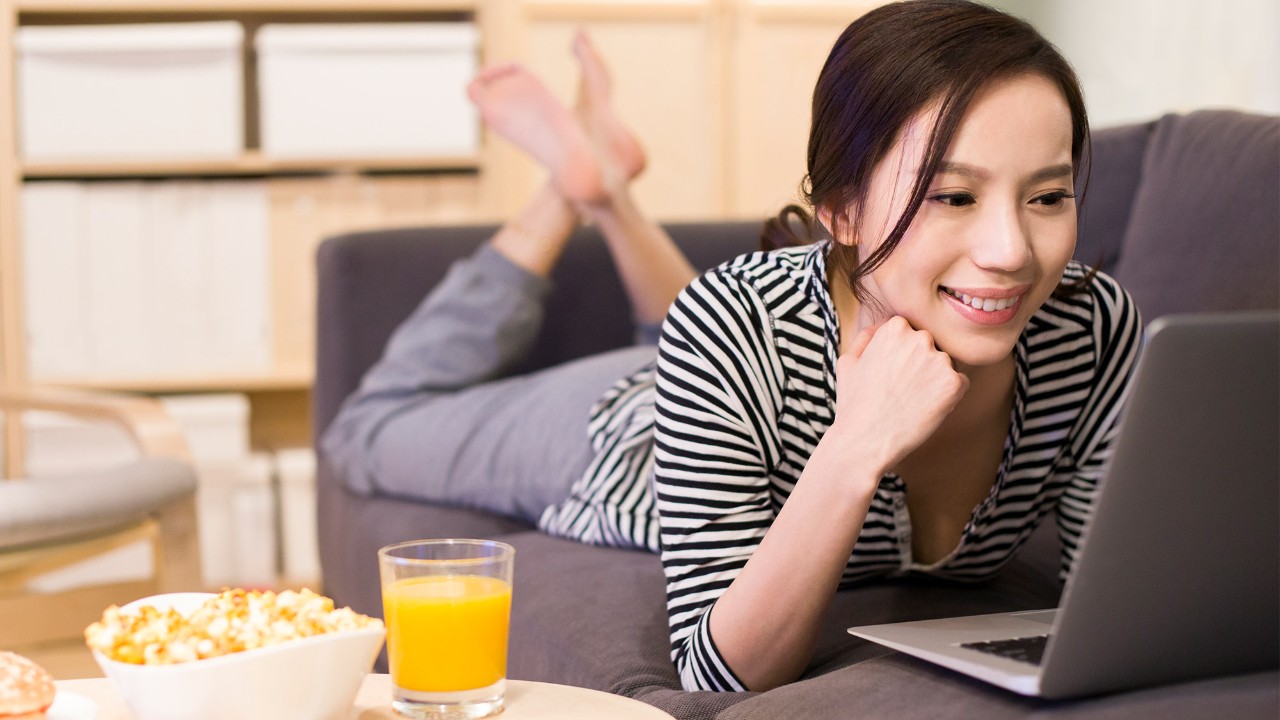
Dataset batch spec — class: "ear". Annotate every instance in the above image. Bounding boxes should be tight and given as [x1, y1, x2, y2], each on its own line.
[817, 204, 858, 247]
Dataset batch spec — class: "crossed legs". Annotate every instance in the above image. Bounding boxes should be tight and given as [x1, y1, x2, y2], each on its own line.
[323, 33, 698, 519]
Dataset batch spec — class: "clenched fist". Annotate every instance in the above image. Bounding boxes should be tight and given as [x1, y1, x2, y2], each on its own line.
[831, 316, 969, 474]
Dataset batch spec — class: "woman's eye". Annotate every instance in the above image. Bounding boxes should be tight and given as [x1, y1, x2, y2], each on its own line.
[930, 193, 976, 208]
[1032, 191, 1075, 207]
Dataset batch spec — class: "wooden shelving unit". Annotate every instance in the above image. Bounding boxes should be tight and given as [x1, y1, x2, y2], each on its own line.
[14, 0, 476, 13]
[21, 152, 482, 180]
[39, 370, 312, 394]
[0, 0, 502, 469]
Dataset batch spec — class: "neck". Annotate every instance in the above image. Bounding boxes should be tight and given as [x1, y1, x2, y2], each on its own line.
[829, 272, 870, 354]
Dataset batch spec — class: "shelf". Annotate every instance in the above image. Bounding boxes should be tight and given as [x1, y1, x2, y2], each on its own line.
[15, 0, 476, 13]
[37, 369, 313, 394]
[523, 1, 711, 22]
[745, 3, 877, 24]
[21, 151, 482, 180]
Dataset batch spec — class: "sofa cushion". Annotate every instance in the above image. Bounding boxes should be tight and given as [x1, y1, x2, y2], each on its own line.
[502, 521, 1065, 718]
[717, 657, 1280, 720]
[1111, 110, 1280, 319]
[504, 532, 676, 690]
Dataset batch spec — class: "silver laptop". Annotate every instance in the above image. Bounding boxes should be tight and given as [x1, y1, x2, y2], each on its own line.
[848, 311, 1280, 699]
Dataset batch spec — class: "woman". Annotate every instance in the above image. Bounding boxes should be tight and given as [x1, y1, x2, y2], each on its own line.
[323, 0, 1141, 694]
[648, 0, 1141, 692]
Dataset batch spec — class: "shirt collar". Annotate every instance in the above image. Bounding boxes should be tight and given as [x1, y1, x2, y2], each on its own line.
[800, 240, 844, 375]
[801, 240, 838, 322]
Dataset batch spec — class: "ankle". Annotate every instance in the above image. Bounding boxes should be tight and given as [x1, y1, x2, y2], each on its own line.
[576, 179, 634, 219]
[492, 221, 572, 278]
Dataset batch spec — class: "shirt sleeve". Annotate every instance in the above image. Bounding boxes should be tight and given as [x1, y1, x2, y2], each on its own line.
[1056, 271, 1144, 579]
[652, 268, 786, 692]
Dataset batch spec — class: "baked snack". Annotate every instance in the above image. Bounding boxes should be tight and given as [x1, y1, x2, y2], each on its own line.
[0, 651, 55, 719]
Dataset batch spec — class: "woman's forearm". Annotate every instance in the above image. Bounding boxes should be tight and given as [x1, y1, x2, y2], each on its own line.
[707, 425, 883, 690]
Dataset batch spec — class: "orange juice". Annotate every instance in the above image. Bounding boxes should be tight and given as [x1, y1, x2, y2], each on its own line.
[383, 575, 512, 692]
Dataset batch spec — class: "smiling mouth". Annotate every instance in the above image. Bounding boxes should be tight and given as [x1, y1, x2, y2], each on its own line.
[940, 286, 1023, 312]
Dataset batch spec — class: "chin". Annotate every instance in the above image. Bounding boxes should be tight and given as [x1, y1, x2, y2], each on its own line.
[936, 333, 1020, 371]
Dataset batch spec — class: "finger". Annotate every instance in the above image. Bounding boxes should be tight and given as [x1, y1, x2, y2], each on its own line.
[857, 297, 893, 332]
[848, 320, 885, 359]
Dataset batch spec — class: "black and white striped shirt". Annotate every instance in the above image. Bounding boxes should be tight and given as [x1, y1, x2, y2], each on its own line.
[541, 242, 1142, 692]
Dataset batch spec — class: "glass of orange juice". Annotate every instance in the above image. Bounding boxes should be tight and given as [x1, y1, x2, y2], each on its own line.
[378, 539, 515, 719]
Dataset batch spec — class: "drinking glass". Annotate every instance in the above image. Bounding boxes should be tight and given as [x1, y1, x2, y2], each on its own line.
[378, 539, 515, 719]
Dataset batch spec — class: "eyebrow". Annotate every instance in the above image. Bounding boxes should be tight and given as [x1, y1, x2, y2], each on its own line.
[935, 161, 1074, 184]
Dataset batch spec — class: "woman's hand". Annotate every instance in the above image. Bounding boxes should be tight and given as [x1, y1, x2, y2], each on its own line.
[832, 316, 970, 473]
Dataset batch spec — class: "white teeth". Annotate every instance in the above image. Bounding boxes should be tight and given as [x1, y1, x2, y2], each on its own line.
[943, 287, 1021, 312]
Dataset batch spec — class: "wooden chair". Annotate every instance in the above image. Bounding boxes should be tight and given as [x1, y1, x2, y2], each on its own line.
[0, 387, 201, 648]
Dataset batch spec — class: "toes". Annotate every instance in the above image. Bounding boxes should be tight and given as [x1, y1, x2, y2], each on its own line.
[466, 78, 485, 105]
[571, 30, 602, 75]
[475, 62, 522, 84]
[575, 29, 598, 61]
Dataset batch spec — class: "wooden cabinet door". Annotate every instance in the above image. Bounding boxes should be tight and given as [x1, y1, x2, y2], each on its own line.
[523, 2, 724, 220]
[728, 2, 870, 220]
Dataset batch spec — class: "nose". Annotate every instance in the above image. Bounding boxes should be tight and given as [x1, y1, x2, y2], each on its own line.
[972, 203, 1033, 271]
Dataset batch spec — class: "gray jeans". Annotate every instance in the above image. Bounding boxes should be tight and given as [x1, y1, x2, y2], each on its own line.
[321, 245, 658, 523]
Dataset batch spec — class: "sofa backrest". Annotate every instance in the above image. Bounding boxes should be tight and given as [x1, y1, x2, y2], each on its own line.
[1074, 119, 1154, 276]
[1078, 110, 1279, 320]
[1108, 111, 1278, 319]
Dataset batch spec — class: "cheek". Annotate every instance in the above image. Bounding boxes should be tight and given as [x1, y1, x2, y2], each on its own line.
[1035, 217, 1077, 272]
[863, 249, 933, 315]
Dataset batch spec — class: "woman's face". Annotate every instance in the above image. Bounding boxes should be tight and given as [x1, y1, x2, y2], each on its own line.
[844, 73, 1077, 371]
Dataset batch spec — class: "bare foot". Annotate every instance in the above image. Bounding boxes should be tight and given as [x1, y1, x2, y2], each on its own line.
[573, 30, 647, 183]
[468, 63, 606, 201]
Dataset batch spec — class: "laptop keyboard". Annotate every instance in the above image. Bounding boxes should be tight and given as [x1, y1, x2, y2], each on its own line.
[960, 634, 1050, 666]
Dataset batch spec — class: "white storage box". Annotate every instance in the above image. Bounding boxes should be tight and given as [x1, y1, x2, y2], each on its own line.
[275, 448, 320, 585]
[158, 394, 251, 463]
[22, 182, 272, 381]
[155, 393, 275, 588]
[256, 23, 479, 158]
[16, 22, 244, 161]
[196, 454, 277, 589]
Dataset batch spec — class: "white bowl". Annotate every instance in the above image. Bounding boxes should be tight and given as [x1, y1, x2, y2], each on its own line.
[91, 593, 385, 720]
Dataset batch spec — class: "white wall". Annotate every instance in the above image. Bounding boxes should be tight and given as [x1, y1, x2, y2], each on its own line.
[990, 0, 1279, 128]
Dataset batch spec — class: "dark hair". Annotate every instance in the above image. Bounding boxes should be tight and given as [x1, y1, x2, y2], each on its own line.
[761, 0, 1090, 301]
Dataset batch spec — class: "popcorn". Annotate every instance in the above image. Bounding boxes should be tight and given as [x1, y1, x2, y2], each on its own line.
[85, 588, 382, 665]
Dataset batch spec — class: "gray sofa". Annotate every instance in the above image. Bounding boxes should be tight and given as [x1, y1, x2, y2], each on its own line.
[315, 110, 1279, 718]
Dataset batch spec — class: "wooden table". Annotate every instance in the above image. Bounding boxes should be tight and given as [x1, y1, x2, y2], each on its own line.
[55, 674, 677, 719]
